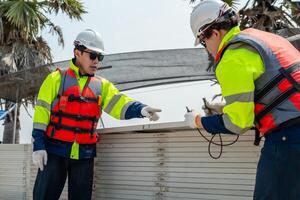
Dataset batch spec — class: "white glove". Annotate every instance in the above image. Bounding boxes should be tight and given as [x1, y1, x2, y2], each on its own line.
[32, 150, 48, 171]
[184, 110, 201, 128]
[202, 102, 225, 116]
[141, 106, 162, 121]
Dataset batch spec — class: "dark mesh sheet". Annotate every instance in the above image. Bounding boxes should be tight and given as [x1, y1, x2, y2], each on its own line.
[0, 48, 213, 102]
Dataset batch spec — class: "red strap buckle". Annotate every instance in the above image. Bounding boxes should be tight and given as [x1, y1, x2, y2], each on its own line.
[59, 96, 68, 111]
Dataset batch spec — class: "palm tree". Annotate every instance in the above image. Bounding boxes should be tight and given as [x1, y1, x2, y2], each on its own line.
[0, 0, 86, 143]
[239, 0, 300, 30]
[239, 0, 300, 49]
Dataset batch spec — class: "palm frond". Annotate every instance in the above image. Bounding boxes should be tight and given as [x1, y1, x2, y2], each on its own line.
[0, 0, 46, 40]
[0, 0, 85, 72]
[223, 0, 240, 11]
[34, 37, 52, 63]
[41, 0, 87, 20]
[0, 0, 85, 143]
[287, 0, 300, 25]
[47, 22, 64, 47]
[0, 17, 3, 44]
[238, 0, 299, 32]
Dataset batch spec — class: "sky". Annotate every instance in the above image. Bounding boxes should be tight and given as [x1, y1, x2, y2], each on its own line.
[0, 0, 226, 143]
[46, 0, 196, 61]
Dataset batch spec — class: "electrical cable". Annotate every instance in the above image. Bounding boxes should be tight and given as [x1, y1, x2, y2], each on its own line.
[186, 101, 239, 159]
[194, 127, 239, 159]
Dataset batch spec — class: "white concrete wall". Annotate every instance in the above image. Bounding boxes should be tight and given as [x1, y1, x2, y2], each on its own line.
[0, 122, 261, 200]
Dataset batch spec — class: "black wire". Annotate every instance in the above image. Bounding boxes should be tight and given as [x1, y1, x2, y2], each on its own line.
[195, 127, 239, 159]
[208, 134, 223, 159]
[191, 99, 240, 159]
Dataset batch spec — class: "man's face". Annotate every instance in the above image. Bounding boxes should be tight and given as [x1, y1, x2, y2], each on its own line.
[200, 29, 222, 59]
[75, 48, 103, 76]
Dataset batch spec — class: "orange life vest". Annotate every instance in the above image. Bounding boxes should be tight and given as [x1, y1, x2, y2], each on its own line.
[216, 28, 300, 135]
[46, 68, 102, 144]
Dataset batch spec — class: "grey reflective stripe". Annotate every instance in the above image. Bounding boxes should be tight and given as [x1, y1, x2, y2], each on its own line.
[58, 69, 77, 96]
[104, 94, 123, 114]
[57, 70, 66, 96]
[224, 92, 254, 105]
[230, 31, 281, 72]
[33, 122, 48, 131]
[220, 29, 300, 133]
[89, 76, 102, 96]
[52, 68, 80, 110]
[227, 42, 257, 53]
[51, 98, 59, 110]
[62, 74, 77, 91]
[270, 96, 300, 125]
[222, 114, 250, 134]
[36, 100, 51, 111]
[120, 101, 134, 120]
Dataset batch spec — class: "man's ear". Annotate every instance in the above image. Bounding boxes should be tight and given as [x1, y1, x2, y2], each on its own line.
[74, 49, 80, 59]
[212, 29, 225, 42]
[212, 29, 220, 38]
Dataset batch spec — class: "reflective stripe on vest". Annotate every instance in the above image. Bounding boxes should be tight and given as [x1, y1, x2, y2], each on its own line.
[46, 68, 102, 144]
[216, 28, 300, 135]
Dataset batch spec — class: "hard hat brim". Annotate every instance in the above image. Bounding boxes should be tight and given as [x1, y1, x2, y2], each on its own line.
[85, 45, 106, 54]
[194, 37, 200, 46]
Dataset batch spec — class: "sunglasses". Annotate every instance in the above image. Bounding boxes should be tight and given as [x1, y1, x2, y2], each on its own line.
[196, 22, 215, 47]
[198, 34, 207, 47]
[82, 50, 104, 61]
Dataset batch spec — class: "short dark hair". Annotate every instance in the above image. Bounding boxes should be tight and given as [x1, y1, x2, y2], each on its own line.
[73, 45, 87, 60]
[74, 44, 86, 52]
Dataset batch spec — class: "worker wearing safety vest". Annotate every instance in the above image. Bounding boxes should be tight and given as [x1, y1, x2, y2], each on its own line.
[32, 29, 162, 200]
[184, 0, 300, 199]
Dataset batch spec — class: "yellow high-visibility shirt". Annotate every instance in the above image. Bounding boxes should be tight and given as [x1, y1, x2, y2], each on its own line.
[215, 26, 265, 134]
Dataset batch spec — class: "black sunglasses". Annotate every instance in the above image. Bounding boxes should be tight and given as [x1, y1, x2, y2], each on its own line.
[198, 34, 207, 47]
[197, 23, 215, 48]
[82, 50, 104, 61]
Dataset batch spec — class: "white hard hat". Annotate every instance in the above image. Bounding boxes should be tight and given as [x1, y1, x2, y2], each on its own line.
[190, 0, 231, 46]
[74, 29, 105, 54]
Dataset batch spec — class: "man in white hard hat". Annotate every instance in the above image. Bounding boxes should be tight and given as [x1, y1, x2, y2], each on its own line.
[185, 0, 300, 199]
[32, 29, 162, 200]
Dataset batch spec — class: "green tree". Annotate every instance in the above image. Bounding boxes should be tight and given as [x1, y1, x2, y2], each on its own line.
[0, 0, 86, 143]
